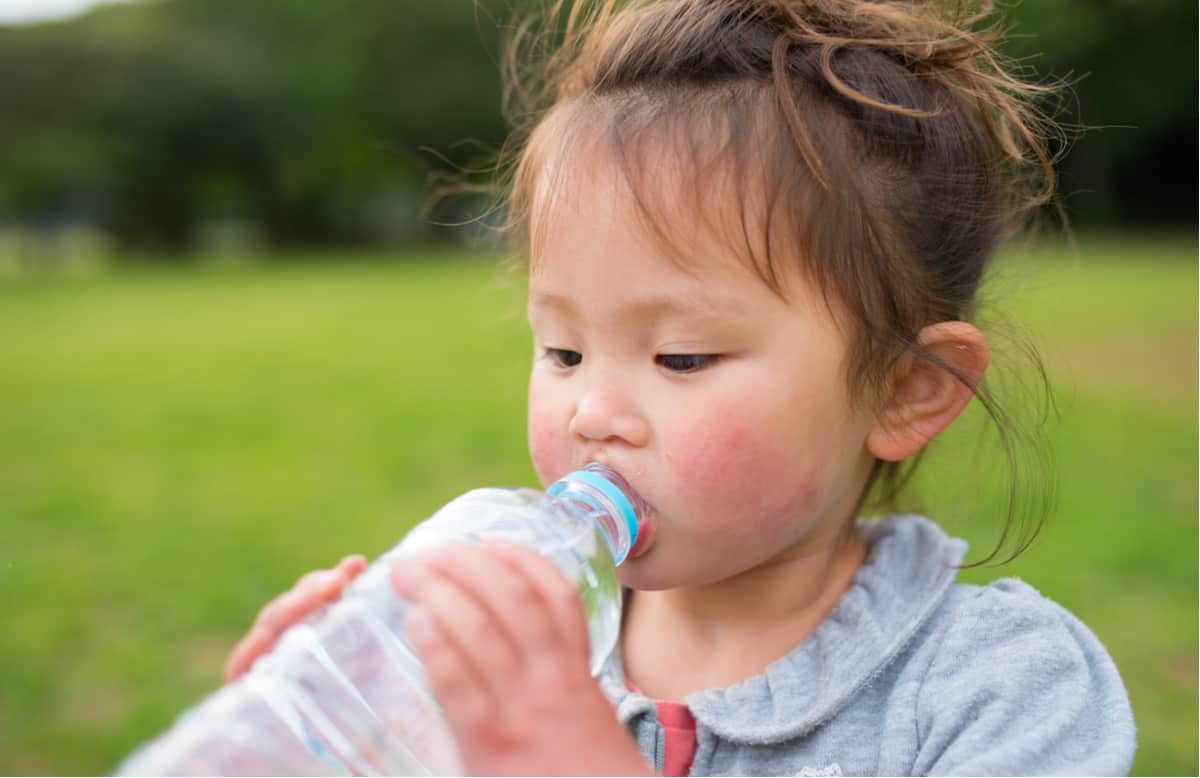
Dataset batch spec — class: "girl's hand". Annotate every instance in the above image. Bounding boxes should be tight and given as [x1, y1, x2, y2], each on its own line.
[223, 554, 369, 683]
[390, 542, 651, 777]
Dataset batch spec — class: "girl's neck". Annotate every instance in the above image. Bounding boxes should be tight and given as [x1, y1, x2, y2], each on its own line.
[620, 519, 867, 701]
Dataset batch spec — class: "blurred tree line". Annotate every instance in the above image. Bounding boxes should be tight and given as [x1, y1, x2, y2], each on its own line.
[0, 0, 1194, 254]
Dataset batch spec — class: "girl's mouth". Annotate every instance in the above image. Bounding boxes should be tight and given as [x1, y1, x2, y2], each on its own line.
[611, 472, 654, 560]
[574, 461, 655, 562]
[628, 508, 655, 559]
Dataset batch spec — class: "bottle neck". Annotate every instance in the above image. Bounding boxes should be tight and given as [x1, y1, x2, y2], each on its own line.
[545, 464, 642, 565]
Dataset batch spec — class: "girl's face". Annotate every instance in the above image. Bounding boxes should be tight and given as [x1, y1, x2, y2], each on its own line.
[526, 156, 879, 592]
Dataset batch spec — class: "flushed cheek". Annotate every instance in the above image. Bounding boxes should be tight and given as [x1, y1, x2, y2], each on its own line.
[528, 412, 569, 488]
[527, 373, 571, 487]
[667, 412, 822, 529]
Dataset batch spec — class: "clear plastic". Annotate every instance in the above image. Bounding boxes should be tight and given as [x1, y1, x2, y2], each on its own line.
[115, 464, 644, 776]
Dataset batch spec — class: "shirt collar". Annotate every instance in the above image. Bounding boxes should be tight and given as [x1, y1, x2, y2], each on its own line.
[597, 514, 967, 744]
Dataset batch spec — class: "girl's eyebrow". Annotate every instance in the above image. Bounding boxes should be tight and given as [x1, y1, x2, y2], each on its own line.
[529, 291, 745, 320]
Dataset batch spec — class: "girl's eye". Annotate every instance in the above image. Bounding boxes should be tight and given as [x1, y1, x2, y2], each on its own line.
[656, 354, 717, 373]
[546, 348, 582, 368]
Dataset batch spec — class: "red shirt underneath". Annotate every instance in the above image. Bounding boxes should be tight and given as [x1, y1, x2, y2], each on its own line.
[627, 681, 697, 776]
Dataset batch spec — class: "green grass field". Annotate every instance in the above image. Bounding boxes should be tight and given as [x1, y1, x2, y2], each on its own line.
[1, 237, 1195, 775]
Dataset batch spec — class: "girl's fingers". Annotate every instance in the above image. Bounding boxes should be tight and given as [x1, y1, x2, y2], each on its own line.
[485, 541, 591, 667]
[225, 555, 367, 683]
[256, 582, 324, 635]
[393, 543, 597, 749]
[225, 591, 320, 683]
[392, 544, 590, 696]
[399, 548, 528, 676]
[404, 604, 494, 736]
[394, 552, 520, 696]
[465, 543, 576, 662]
[397, 568, 500, 735]
[336, 554, 368, 579]
[224, 628, 274, 682]
[258, 556, 365, 633]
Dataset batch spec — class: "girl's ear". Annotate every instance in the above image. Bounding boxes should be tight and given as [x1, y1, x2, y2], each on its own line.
[866, 322, 990, 462]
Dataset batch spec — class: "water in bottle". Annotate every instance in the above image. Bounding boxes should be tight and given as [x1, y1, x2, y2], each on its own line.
[115, 463, 646, 776]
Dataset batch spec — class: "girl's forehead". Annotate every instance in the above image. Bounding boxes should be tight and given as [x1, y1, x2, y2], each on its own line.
[530, 168, 737, 292]
[522, 123, 852, 338]
[519, 92, 833, 308]
[526, 162, 833, 329]
[530, 134, 774, 278]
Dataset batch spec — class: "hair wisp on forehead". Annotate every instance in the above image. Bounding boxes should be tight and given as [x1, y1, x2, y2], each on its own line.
[496, 0, 1065, 566]
[521, 84, 802, 296]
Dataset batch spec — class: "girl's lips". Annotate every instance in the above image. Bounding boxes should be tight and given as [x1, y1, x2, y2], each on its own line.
[586, 461, 654, 559]
[628, 510, 655, 559]
[577, 460, 653, 560]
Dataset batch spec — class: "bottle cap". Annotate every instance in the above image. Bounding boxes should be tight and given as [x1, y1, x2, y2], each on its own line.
[547, 464, 640, 563]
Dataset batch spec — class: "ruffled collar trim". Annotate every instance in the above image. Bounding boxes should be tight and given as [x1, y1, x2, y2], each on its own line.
[596, 514, 967, 744]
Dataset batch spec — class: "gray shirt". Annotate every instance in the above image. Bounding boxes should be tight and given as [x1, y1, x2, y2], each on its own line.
[597, 515, 1136, 776]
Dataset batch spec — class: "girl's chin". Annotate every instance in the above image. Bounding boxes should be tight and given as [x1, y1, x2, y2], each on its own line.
[618, 542, 690, 593]
[617, 563, 681, 593]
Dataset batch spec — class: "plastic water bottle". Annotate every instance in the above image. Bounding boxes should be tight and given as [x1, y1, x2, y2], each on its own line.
[115, 463, 644, 776]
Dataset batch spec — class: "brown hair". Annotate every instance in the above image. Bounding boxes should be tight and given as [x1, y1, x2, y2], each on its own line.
[488, 0, 1065, 565]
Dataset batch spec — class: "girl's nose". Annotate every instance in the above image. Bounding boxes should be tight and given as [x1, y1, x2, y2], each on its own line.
[569, 386, 651, 448]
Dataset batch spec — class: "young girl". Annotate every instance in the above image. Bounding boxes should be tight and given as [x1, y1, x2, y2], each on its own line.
[225, 1, 1135, 774]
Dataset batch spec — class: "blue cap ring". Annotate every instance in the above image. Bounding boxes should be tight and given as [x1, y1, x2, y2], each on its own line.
[548, 469, 639, 557]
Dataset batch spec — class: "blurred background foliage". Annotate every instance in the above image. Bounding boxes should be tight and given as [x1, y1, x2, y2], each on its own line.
[0, 0, 1195, 255]
[0, 0, 1196, 776]
[0, 0, 515, 251]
